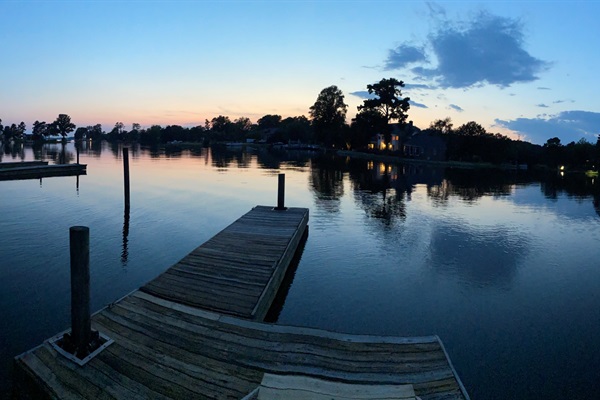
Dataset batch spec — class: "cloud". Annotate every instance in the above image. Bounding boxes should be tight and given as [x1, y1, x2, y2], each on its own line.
[495, 110, 600, 144]
[409, 100, 428, 109]
[448, 104, 464, 112]
[553, 99, 575, 104]
[537, 87, 551, 90]
[386, 11, 549, 89]
[349, 91, 376, 99]
[403, 83, 433, 90]
[537, 103, 549, 108]
[384, 44, 427, 70]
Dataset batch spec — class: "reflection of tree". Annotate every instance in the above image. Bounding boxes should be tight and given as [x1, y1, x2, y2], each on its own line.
[45, 143, 74, 164]
[349, 160, 411, 226]
[309, 156, 346, 213]
[428, 169, 523, 204]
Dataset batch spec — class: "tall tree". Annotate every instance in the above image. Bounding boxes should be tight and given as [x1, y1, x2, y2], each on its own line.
[32, 120, 48, 140]
[309, 85, 348, 147]
[16, 122, 26, 140]
[356, 78, 410, 143]
[53, 114, 76, 138]
[358, 78, 410, 123]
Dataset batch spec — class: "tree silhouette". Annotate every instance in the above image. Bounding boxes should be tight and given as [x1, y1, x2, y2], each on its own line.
[309, 85, 348, 147]
[53, 114, 76, 138]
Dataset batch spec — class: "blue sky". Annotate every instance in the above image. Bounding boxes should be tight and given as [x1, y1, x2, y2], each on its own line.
[1, 0, 599, 144]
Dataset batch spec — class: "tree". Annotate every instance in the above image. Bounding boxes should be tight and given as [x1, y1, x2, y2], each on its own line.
[429, 117, 454, 134]
[53, 114, 76, 138]
[74, 127, 88, 141]
[309, 85, 348, 147]
[456, 121, 487, 136]
[32, 120, 48, 141]
[350, 108, 387, 149]
[16, 122, 26, 140]
[358, 78, 411, 124]
[356, 78, 410, 143]
[87, 124, 103, 141]
[257, 114, 282, 130]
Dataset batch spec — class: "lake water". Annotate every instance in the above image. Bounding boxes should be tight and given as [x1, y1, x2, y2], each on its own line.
[1, 142, 599, 399]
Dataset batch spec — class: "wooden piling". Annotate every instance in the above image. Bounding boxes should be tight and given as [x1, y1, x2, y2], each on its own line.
[276, 173, 286, 210]
[123, 147, 130, 210]
[69, 226, 91, 358]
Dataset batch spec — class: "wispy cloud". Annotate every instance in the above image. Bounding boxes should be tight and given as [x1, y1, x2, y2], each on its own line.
[385, 10, 550, 89]
[495, 110, 600, 144]
[553, 99, 575, 104]
[410, 100, 428, 109]
[537, 103, 549, 108]
[448, 104, 464, 112]
[537, 87, 551, 90]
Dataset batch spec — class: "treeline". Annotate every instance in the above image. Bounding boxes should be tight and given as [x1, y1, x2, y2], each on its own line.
[426, 118, 600, 169]
[2, 76, 599, 169]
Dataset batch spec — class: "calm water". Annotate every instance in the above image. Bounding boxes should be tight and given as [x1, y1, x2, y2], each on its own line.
[1, 142, 599, 399]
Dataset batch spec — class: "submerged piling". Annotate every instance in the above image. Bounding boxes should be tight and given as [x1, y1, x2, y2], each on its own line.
[69, 226, 91, 358]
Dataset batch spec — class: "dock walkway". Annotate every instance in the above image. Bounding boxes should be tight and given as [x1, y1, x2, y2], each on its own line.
[141, 206, 309, 320]
[14, 205, 470, 400]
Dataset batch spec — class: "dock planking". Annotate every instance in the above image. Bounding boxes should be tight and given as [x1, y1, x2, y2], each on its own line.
[14, 292, 469, 400]
[13, 205, 470, 399]
[141, 206, 309, 320]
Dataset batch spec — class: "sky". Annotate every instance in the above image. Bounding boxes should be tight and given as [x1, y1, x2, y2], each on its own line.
[1, 0, 599, 145]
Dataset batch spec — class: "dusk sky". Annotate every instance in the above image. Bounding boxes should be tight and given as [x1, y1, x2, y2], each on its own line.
[1, 1, 599, 144]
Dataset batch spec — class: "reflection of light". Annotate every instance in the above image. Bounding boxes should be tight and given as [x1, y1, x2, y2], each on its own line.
[560, 171, 564, 177]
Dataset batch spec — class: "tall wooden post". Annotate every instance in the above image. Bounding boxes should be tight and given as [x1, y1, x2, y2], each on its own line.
[276, 173, 286, 210]
[69, 226, 90, 358]
[123, 147, 130, 211]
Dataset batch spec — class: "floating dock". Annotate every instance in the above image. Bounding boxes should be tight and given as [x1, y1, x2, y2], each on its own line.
[0, 163, 86, 181]
[13, 205, 470, 399]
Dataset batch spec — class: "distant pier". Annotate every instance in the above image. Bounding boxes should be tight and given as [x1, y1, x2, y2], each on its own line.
[0, 163, 86, 181]
[13, 205, 470, 399]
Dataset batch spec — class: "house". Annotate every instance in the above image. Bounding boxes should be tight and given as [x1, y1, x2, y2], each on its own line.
[367, 122, 420, 151]
[402, 130, 446, 161]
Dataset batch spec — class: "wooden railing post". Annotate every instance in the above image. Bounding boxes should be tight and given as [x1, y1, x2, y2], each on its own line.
[276, 173, 286, 210]
[69, 226, 91, 358]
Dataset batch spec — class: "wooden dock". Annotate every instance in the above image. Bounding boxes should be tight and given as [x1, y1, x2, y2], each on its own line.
[141, 206, 309, 321]
[13, 205, 470, 400]
[0, 163, 86, 181]
[0, 161, 49, 169]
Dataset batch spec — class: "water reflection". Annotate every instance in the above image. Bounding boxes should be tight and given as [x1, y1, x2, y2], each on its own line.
[309, 156, 345, 213]
[429, 222, 530, 288]
[121, 208, 130, 266]
[346, 160, 443, 226]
